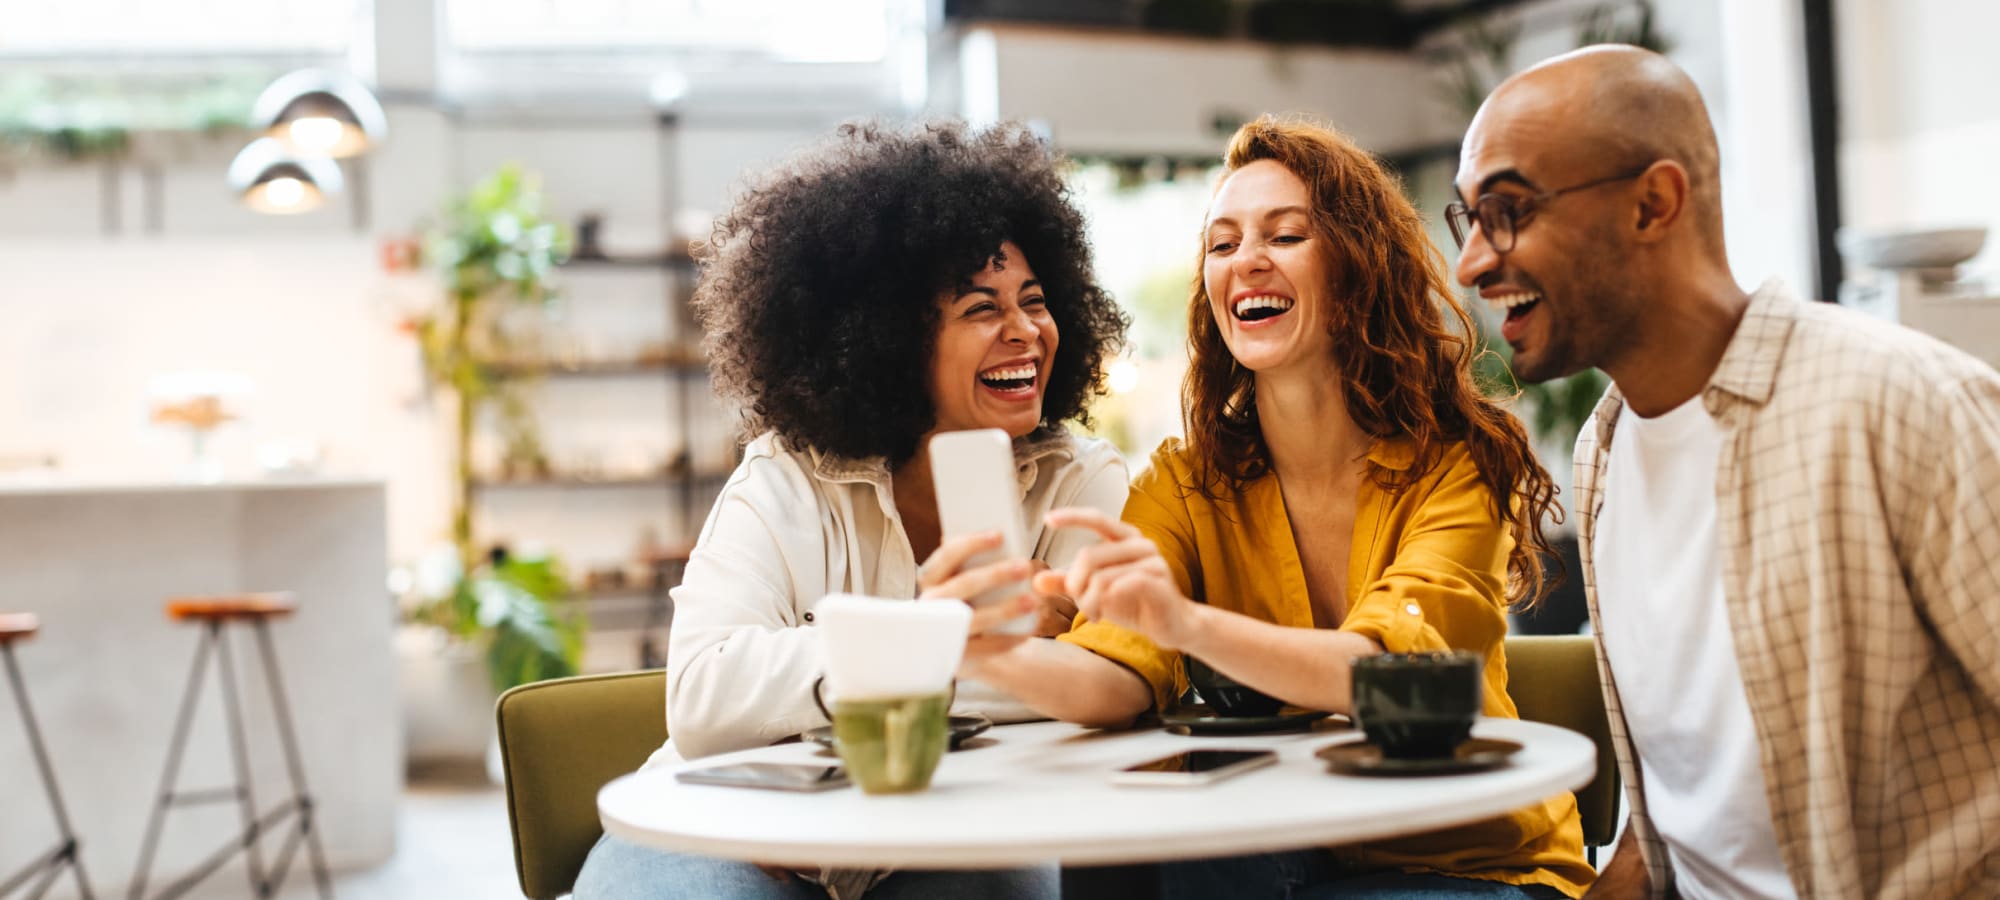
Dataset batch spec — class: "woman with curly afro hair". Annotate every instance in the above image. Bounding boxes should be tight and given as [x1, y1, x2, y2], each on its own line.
[572, 121, 1128, 900]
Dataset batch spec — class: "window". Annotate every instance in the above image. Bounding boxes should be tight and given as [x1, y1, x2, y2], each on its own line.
[444, 0, 891, 63]
[0, 0, 365, 56]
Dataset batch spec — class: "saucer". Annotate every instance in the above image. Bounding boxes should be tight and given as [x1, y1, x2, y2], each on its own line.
[1315, 736, 1522, 776]
[802, 713, 993, 751]
[1160, 707, 1331, 735]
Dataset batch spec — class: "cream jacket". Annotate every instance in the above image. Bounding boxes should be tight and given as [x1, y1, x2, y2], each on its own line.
[651, 428, 1129, 764]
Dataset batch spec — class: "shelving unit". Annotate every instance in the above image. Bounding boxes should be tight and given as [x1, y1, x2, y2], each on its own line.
[472, 236, 729, 668]
[485, 358, 708, 378]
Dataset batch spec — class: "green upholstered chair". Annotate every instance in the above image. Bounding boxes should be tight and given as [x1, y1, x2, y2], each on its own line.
[496, 670, 668, 899]
[1503, 635, 1621, 865]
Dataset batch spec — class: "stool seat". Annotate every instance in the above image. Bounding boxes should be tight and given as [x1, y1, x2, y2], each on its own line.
[0, 611, 39, 641]
[165, 592, 296, 621]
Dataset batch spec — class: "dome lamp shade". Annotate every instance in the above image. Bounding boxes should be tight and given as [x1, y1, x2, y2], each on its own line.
[251, 68, 388, 159]
[227, 138, 343, 215]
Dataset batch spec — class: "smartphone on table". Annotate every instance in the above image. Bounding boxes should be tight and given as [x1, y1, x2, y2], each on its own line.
[675, 762, 851, 792]
[928, 428, 1034, 634]
[1111, 749, 1280, 787]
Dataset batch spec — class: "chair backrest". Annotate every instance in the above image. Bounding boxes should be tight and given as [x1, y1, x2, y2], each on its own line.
[496, 669, 668, 900]
[1503, 635, 1620, 850]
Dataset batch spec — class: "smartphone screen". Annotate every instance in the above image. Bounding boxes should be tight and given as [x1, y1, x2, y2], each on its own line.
[675, 762, 851, 792]
[1113, 749, 1279, 786]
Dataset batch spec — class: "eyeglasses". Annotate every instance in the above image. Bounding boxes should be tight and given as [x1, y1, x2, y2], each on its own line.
[1443, 165, 1652, 254]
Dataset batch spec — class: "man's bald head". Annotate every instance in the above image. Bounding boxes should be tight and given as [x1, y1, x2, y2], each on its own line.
[1468, 45, 1725, 255]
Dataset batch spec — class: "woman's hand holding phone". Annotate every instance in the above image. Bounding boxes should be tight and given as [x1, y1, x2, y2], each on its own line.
[917, 531, 1038, 636]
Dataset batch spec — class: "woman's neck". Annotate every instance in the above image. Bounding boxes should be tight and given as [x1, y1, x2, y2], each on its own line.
[1254, 365, 1371, 480]
[890, 447, 942, 561]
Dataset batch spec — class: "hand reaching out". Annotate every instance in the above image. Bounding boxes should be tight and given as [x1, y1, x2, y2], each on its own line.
[1042, 508, 1204, 651]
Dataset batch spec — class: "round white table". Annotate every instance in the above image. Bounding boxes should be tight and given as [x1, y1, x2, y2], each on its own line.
[599, 717, 1594, 869]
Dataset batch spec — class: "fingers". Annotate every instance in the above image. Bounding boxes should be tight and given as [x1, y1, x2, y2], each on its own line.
[1063, 537, 1165, 598]
[1030, 568, 1069, 598]
[1043, 507, 1140, 542]
[1071, 559, 1164, 622]
[966, 592, 1036, 634]
[921, 557, 1032, 603]
[917, 531, 1004, 590]
[1069, 559, 1195, 651]
[1030, 591, 1079, 637]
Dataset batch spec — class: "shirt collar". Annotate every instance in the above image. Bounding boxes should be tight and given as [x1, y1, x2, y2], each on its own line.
[1365, 437, 1418, 471]
[1704, 278, 1802, 407]
[808, 427, 1076, 496]
[1589, 277, 1802, 447]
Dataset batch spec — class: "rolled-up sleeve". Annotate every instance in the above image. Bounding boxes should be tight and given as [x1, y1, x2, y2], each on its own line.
[1058, 452, 1195, 714]
[1339, 450, 1511, 663]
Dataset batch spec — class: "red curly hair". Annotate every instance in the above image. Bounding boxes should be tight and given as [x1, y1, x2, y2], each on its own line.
[1183, 116, 1561, 608]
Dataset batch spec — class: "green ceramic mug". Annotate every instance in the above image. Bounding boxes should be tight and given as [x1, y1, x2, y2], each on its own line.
[812, 676, 954, 794]
[1350, 651, 1484, 759]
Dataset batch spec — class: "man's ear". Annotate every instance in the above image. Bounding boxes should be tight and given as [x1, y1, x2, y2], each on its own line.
[1632, 160, 1690, 242]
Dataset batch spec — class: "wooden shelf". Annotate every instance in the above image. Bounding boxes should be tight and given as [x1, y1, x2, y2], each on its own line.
[561, 253, 697, 272]
[484, 358, 706, 379]
[470, 470, 731, 490]
[576, 584, 676, 604]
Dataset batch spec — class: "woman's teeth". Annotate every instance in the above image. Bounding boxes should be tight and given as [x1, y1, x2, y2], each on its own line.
[1234, 295, 1294, 321]
[979, 365, 1037, 390]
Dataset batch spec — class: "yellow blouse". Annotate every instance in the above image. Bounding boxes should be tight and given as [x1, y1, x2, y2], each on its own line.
[1059, 437, 1594, 897]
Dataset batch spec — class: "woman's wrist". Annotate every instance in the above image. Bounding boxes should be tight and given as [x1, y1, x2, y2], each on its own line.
[1166, 601, 1221, 656]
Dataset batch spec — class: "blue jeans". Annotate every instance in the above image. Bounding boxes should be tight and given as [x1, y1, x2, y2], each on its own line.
[1160, 850, 1569, 900]
[573, 834, 1059, 900]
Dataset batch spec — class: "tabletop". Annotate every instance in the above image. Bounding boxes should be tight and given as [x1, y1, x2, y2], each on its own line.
[598, 716, 1596, 869]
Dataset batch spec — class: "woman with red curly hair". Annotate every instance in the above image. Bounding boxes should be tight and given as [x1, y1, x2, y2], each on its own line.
[969, 117, 1593, 897]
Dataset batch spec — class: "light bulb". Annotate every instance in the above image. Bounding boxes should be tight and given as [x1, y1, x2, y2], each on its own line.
[263, 176, 307, 208]
[288, 117, 346, 153]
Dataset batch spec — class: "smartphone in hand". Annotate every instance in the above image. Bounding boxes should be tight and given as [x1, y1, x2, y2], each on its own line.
[928, 428, 1034, 634]
[1110, 749, 1279, 787]
[675, 763, 851, 792]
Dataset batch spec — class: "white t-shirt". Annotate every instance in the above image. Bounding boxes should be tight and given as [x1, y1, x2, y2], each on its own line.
[1593, 395, 1796, 900]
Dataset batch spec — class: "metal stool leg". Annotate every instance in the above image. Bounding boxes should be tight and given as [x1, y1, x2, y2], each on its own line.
[130, 613, 334, 900]
[211, 624, 271, 898]
[1, 642, 96, 900]
[128, 628, 216, 900]
[251, 621, 332, 899]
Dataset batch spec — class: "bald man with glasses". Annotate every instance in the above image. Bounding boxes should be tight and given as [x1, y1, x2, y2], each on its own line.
[1452, 45, 2000, 900]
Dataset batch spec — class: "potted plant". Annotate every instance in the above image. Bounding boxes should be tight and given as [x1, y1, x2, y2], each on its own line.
[395, 165, 585, 770]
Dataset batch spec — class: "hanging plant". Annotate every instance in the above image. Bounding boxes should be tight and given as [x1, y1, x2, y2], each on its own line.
[0, 71, 265, 168]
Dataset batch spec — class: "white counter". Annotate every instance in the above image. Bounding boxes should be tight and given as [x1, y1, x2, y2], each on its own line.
[0, 478, 398, 896]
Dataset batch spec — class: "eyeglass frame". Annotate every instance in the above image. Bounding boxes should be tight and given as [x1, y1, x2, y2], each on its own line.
[1444, 164, 1655, 254]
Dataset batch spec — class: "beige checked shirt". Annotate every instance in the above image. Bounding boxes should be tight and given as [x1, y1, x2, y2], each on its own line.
[1573, 280, 2000, 899]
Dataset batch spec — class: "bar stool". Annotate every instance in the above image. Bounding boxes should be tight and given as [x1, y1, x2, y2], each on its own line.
[129, 593, 332, 900]
[0, 613, 96, 900]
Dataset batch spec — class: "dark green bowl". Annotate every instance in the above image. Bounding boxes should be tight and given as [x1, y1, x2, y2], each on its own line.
[1184, 656, 1285, 718]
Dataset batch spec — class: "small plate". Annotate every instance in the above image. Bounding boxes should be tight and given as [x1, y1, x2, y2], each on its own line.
[1160, 707, 1331, 735]
[1315, 736, 1522, 776]
[802, 713, 994, 751]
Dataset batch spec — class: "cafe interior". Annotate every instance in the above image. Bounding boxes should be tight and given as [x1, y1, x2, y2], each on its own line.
[1, 1, 1994, 898]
